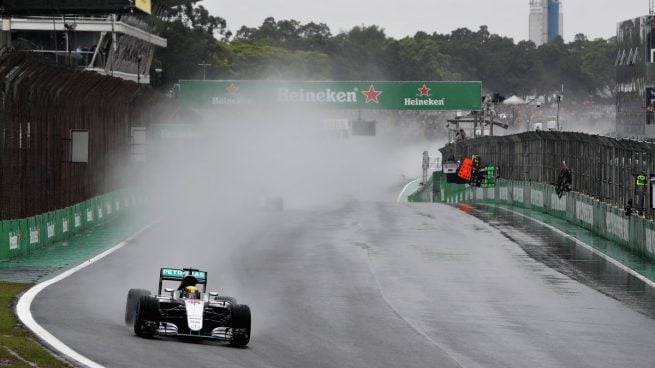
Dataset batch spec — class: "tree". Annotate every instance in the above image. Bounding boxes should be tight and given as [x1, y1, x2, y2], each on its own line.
[151, 6, 617, 103]
[153, 3, 230, 86]
[578, 37, 617, 98]
[327, 25, 389, 79]
[226, 42, 330, 79]
[384, 35, 451, 80]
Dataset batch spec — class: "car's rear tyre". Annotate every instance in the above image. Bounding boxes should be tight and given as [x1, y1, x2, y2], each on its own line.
[125, 289, 151, 325]
[134, 296, 160, 338]
[214, 296, 237, 305]
[228, 304, 251, 347]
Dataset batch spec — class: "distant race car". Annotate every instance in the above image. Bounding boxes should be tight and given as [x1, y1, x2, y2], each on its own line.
[124, 267, 251, 346]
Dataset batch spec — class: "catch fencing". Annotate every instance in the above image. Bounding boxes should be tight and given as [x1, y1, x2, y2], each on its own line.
[0, 51, 162, 220]
[440, 131, 655, 218]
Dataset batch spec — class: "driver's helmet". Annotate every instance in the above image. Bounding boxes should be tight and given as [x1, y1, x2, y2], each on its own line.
[183, 285, 200, 299]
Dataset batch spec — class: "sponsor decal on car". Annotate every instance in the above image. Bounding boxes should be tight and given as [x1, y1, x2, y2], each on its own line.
[161, 268, 207, 281]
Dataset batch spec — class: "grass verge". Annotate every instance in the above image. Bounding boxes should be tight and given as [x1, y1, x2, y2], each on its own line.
[0, 282, 69, 367]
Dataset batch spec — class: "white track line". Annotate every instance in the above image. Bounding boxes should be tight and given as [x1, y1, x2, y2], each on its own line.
[397, 178, 421, 202]
[16, 223, 154, 368]
[486, 204, 655, 289]
[364, 251, 466, 368]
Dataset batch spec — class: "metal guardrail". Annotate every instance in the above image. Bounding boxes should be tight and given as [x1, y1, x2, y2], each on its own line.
[8, 17, 167, 46]
[0, 51, 160, 220]
[440, 131, 655, 218]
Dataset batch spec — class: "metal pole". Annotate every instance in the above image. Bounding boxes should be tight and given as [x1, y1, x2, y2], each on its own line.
[490, 105, 494, 136]
[482, 106, 486, 137]
[110, 14, 116, 76]
[456, 118, 461, 158]
[556, 95, 561, 131]
[422, 151, 429, 185]
[474, 111, 477, 138]
[53, 15, 58, 64]
[137, 54, 144, 84]
[556, 84, 563, 131]
[198, 63, 210, 80]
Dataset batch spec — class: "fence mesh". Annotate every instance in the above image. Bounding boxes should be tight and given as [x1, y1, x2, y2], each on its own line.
[440, 131, 655, 217]
[0, 51, 160, 219]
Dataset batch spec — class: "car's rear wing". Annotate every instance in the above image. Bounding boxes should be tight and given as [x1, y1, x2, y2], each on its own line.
[158, 267, 208, 294]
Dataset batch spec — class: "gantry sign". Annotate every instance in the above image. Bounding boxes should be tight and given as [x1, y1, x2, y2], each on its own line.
[179, 80, 481, 111]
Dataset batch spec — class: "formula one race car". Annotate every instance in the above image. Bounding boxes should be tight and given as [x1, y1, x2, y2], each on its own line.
[124, 267, 251, 346]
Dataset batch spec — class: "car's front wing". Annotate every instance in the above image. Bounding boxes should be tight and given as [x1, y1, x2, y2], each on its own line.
[155, 322, 234, 341]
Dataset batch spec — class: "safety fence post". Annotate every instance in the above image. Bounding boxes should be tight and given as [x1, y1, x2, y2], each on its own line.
[644, 219, 655, 259]
[56, 208, 64, 242]
[631, 215, 647, 257]
[0, 221, 8, 261]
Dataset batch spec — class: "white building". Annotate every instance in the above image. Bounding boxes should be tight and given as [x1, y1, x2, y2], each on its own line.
[0, 1, 186, 84]
[529, 0, 563, 46]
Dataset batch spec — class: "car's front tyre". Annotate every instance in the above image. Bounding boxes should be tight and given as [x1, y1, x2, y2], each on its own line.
[125, 289, 151, 325]
[134, 296, 160, 338]
[228, 304, 251, 347]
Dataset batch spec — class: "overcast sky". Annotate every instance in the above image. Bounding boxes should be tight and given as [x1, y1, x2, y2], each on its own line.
[204, 0, 647, 42]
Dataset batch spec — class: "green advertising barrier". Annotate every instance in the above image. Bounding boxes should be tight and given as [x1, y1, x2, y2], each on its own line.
[180, 80, 482, 111]
[0, 189, 144, 261]
[425, 176, 655, 261]
[56, 208, 70, 242]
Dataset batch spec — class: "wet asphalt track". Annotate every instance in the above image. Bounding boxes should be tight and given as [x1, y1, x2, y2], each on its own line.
[32, 201, 655, 368]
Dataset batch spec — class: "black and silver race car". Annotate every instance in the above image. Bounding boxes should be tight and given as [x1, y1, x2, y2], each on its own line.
[124, 267, 251, 346]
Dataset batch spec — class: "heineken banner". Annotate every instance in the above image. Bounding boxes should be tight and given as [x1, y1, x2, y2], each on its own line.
[179, 80, 481, 111]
